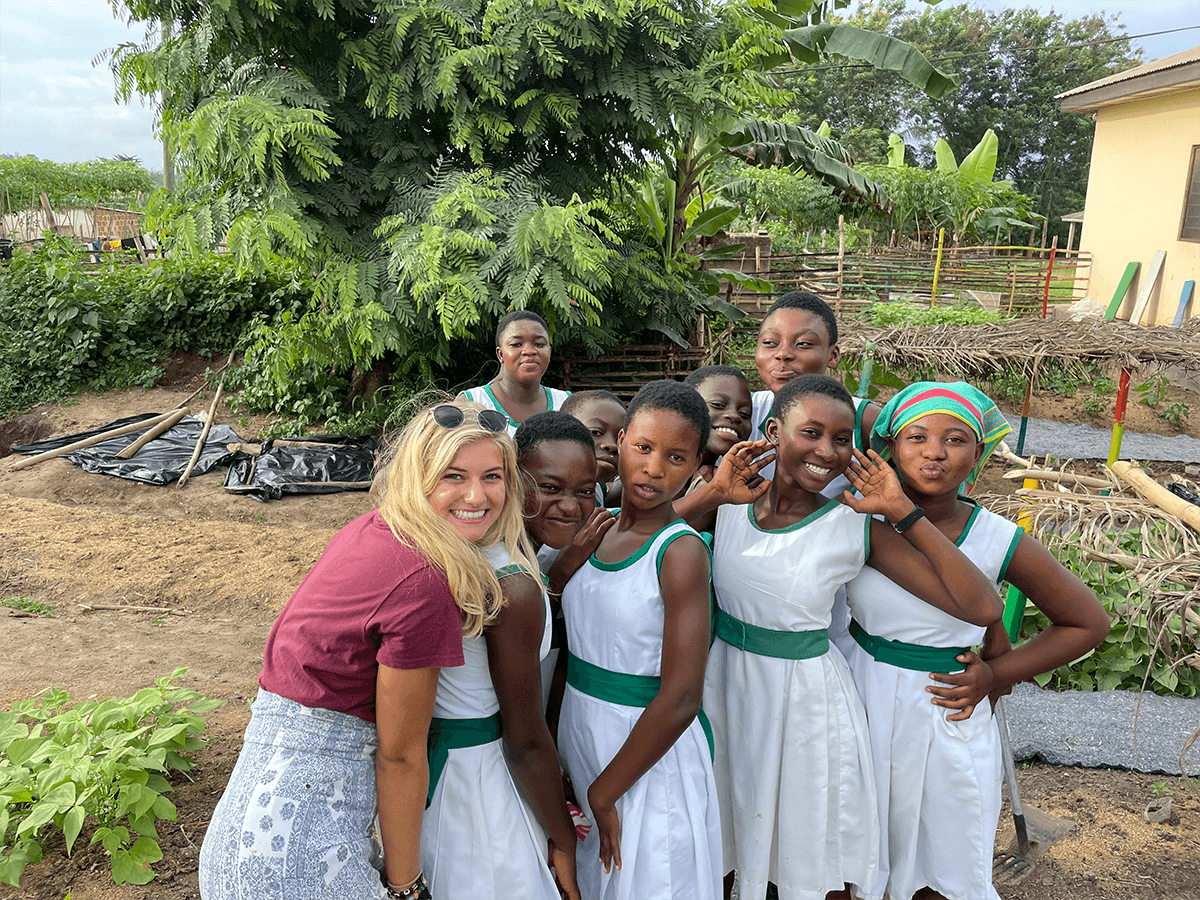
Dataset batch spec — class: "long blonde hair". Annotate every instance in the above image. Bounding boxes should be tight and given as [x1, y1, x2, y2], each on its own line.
[372, 399, 539, 637]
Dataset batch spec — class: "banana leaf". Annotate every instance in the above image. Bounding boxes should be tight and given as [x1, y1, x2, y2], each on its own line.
[722, 121, 888, 208]
[782, 24, 959, 99]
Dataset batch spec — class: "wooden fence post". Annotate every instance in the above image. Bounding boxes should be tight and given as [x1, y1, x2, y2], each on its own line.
[836, 214, 845, 312]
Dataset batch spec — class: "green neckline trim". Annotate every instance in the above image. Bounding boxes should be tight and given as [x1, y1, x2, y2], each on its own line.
[955, 498, 982, 547]
[482, 383, 551, 428]
[590, 519, 685, 571]
[748, 497, 840, 534]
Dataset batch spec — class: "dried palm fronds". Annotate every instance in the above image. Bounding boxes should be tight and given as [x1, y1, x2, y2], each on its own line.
[978, 479, 1200, 676]
[838, 316, 1200, 378]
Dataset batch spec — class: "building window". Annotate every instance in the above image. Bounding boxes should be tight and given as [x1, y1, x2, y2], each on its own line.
[1183, 145, 1200, 243]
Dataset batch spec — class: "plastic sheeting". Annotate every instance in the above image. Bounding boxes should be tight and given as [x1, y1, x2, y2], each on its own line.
[11, 415, 244, 485]
[223, 435, 379, 501]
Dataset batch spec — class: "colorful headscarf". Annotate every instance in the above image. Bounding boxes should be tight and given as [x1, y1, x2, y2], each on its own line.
[870, 381, 1011, 492]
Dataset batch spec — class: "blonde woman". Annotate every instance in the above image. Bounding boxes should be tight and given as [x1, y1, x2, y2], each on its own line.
[200, 400, 532, 900]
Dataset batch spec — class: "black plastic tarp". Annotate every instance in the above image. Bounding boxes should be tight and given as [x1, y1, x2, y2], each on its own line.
[223, 435, 379, 501]
[12, 415, 244, 485]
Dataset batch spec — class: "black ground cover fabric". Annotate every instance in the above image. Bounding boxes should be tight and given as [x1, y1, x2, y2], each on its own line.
[223, 435, 378, 501]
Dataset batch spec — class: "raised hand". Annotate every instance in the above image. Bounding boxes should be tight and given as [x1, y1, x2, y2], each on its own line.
[547, 507, 616, 598]
[709, 439, 774, 506]
[841, 448, 913, 524]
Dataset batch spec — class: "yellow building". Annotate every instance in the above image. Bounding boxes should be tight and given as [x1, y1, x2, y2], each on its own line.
[1058, 46, 1200, 325]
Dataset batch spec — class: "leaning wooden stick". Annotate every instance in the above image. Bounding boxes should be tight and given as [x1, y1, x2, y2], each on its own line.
[1001, 469, 1114, 490]
[9, 411, 177, 471]
[178, 352, 235, 488]
[1110, 460, 1200, 532]
[114, 407, 190, 459]
[77, 603, 186, 616]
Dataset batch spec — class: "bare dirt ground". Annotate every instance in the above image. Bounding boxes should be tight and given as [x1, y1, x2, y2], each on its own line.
[1, 352, 1198, 900]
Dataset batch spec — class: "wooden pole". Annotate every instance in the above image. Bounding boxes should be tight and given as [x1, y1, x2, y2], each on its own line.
[930, 227, 945, 306]
[1001, 469, 1113, 490]
[114, 407, 189, 459]
[9, 411, 177, 471]
[1040, 235, 1058, 319]
[857, 341, 876, 399]
[836, 214, 845, 312]
[1110, 461, 1200, 532]
[1107, 368, 1132, 466]
[177, 350, 235, 487]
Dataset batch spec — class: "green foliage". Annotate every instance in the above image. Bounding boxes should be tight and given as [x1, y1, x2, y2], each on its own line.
[1135, 374, 1171, 407]
[782, 0, 1142, 245]
[0, 669, 221, 888]
[0, 158, 155, 211]
[852, 301, 1009, 328]
[0, 237, 312, 417]
[1020, 541, 1200, 698]
[1162, 402, 1190, 431]
[0, 598, 54, 618]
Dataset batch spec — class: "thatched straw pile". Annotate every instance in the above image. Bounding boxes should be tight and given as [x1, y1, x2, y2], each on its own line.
[839, 317, 1200, 377]
[977, 463, 1200, 677]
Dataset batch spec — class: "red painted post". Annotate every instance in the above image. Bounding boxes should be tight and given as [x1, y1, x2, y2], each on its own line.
[1041, 236, 1058, 319]
[1107, 368, 1131, 466]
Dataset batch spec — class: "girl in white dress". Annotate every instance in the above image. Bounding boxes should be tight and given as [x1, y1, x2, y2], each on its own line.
[421, 421, 583, 899]
[843, 382, 1110, 900]
[556, 380, 721, 900]
[686, 375, 1004, 900]
[459, 310, 571, 436]
[514, 411, 615, 712]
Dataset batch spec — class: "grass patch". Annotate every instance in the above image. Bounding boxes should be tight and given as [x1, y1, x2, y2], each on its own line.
[2, 597, 55, 618]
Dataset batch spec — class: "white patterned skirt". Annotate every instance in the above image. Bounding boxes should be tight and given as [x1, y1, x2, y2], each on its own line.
[198, 690, 389, 900]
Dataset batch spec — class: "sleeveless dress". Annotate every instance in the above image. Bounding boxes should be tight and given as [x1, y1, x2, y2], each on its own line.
[461, 384, 571, 436]
[419, 543, 559, 899]
[706, 499, 880, 900]
[844, 501, 1022, 900]
[750, 389, 867, 661]
[557, 520, 722, 900]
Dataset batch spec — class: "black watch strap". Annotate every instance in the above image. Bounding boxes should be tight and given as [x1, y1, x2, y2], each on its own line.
[891, 506, 926, 534]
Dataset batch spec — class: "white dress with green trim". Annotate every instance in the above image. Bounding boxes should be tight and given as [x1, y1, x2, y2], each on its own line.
[460, 384, 572, 436]
[419, 543, 558, 900]
[558, 519, 722, 900]
[750, 389, 867, 658]
[706, 499, 880, 900]
[843, 501, 1021, 900]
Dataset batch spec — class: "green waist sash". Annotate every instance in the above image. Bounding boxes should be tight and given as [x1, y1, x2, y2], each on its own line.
[566, 652, 714, 760]
[849, 619, 967, 673]
[714, 607, 828, 659]
[425, 712, 502, 807]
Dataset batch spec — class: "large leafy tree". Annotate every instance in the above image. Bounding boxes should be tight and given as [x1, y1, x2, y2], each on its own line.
[104, 0, 954, 412]
[784, 0, 1140, 242]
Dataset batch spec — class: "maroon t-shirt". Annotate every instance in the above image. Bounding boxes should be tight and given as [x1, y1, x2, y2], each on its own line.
[258, 510, 465, 723]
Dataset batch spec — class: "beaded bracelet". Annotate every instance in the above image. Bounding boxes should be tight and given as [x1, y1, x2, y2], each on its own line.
[384, 871, 430, 900]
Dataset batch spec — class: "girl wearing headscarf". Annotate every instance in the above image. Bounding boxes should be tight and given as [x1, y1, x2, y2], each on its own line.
[843, 382, 1109, 900]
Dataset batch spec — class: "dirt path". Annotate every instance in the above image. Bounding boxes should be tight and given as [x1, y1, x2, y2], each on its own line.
[1, 364, 1198, 900]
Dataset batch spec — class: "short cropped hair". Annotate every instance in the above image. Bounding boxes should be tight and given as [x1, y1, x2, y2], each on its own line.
[625, 380, 710, 454]
[560, 389, 625, 416]
[495, 310, 550, 347]
[515, 411, 597, 460]
[770, 373, 853, 423]
[683, 365, 750, 389]
[762, 291, 838, 346]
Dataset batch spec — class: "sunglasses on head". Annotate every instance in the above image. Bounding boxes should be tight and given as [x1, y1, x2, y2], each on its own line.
[432, 404, 508, 434]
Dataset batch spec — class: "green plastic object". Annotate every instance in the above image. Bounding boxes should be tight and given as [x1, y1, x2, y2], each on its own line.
[1104, 262, 1140, 320]
[1003, 584, 1026, 645]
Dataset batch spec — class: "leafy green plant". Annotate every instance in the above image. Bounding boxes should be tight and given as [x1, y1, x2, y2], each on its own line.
[1162, 402, 1190, 431]
[0, 668, 221, 887]
[1082, 393, 1107, 418]
[853, 302, 1010, 328]
[1018, 539, 1200, 698]
[1, 598, 54, 618]
[0, 157, 155, 210]
[1135, 374, 1170, 407]
[1150, 780, 1169, 797]
[0, 237, 313, 417]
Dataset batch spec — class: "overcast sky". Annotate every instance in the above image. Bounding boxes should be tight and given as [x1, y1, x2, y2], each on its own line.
[1, 0, 1197, 170]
